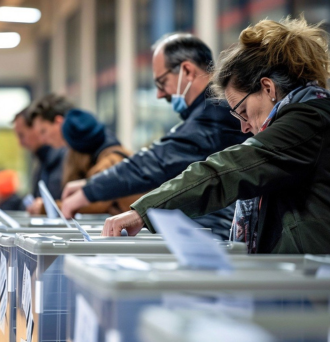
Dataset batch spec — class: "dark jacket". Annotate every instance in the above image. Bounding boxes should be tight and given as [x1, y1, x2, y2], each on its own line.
[32, 146, 66, 200]
[132, 98, 330, 254]
[83, 88, 249, 239]
[59, 139, 143, 216]
[0, 194, 25, 211]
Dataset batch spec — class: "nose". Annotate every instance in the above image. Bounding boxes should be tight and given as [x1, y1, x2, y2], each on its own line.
[240, 121, 251, 134]
[39, 133, 48, 144]
[156, 88, 166, 99]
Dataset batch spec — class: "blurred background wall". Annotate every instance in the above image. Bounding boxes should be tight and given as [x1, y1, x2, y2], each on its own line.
[0, 0, 329, 193]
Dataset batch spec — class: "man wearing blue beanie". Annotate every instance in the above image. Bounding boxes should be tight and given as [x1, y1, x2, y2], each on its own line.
[28, 95, 142, 214]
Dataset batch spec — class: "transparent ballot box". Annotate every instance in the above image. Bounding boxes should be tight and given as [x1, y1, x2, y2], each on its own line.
[14, 233, 172, 342]
[63, 254, 329, 342]
[0, 235, 16, 342]
[138, 306, 330, 342]
[0, 227, 104, 342]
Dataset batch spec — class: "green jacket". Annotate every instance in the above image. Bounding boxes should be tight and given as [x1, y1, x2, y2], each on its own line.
[131, 98, 330, 254]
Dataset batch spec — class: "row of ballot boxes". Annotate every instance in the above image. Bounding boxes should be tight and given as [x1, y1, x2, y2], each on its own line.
[0, 211, 329, 341]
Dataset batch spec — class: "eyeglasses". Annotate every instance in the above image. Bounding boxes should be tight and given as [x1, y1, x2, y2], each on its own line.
[154, 64, 180, 91]
[229, 92, 252, 122]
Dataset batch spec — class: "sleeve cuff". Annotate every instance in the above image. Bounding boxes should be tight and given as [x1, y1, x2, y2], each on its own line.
[82, 183, 97, 202]
[130, 205, 157, 234]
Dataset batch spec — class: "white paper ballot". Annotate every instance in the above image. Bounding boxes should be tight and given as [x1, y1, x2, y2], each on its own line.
[22, 264, 33, 342]
[22, 194, 34, 208]
[74, 294, 98, 342]
[0, 252, 7, 333]
[0, 209, 20, 228]
[38, 180, 71, 228]
[147, 209, 233, 270]
[72, 219, 93, 242]
[38, 180, 59, 219]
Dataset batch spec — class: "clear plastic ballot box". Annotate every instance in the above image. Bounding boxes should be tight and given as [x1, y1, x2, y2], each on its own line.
[14, 232, 172, 342]
[0, 234, 17, 342]
[0, 222, 158, 342]
[14, 231, 249, 342]
[0, 226, 106, 342]
[62, 254, 328, 342]
[138, 306, 330, 342]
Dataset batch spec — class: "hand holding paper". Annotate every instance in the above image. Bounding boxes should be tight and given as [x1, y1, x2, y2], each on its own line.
[101, 210, 144, 236]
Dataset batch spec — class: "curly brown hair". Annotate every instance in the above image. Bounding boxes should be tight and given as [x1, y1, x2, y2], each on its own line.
[211, 15, 330, 99]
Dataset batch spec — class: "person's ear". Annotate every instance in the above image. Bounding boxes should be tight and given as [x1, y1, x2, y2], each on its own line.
[54, 115, 64, 125]
[260, 77, 277, 102]
[181, 61, 196, 82]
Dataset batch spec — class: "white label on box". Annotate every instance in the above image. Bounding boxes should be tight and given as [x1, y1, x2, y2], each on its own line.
[8, 266, 15, 293]
[21, 264, 33, 342]
[316, 265, 330, 278]
[106, 329, 121, 342]
[0, 252, 7, 333]
[74, 294, 98, 342]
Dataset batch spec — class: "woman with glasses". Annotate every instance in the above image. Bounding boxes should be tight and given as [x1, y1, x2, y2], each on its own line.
[102, 16, 330, 254]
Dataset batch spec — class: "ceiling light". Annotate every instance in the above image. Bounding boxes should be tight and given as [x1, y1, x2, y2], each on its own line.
[0, 6, 41, 23]
[0, 32, 20, 48]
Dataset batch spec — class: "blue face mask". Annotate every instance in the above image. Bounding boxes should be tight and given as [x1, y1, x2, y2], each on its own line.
[171, 66, 192, 113]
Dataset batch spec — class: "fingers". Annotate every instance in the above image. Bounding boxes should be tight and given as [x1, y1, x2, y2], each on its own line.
[61, 179, 87, 200]
[61, 201, 74, 219]
[62, 190, 90, 219]
[27, 198, 43, 215]
[61, 186, 72, 201]
[101, 210, 144, 237]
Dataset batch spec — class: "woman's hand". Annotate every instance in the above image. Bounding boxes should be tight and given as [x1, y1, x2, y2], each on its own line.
[102, 210, 144, 236]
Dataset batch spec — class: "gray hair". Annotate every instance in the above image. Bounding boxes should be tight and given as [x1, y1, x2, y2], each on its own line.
[152, 33, 213, 73]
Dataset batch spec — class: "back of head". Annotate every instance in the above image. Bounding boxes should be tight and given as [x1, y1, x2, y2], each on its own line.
[212, 15, 330, 98]
[62, 109, 120, 155]
[27, 93, 74, 125]
[153, 33, 213, 72]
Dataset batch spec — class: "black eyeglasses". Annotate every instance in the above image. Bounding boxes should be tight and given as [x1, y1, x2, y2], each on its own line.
[154, 64, 180, 91]
[229, 92, 252, 122]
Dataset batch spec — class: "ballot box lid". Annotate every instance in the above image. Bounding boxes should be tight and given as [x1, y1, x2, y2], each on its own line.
[14, 232, 170, 255]
[63, 254, 330, 299]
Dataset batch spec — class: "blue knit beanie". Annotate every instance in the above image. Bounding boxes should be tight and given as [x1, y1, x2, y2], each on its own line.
[62, 109, 106, 154]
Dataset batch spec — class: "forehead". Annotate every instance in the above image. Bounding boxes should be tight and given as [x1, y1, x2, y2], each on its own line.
[14, 116, 27, 128]
[14, 118, 32, 134]
[225, 86, 247, 107]
[152, 49, 166, 75]
[33, 116, 51, 127]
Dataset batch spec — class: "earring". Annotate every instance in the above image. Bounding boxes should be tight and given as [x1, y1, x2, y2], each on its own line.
[271, 98, 275, 102]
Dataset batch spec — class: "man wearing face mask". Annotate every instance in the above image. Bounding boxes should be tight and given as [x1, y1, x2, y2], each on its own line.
[61, 33, 250, 239]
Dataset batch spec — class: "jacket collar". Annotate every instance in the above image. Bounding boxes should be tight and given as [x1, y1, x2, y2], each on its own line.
[179, 87, 209, 120]
[35, 145, 51, 162]
[91, 131, 121, 164]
